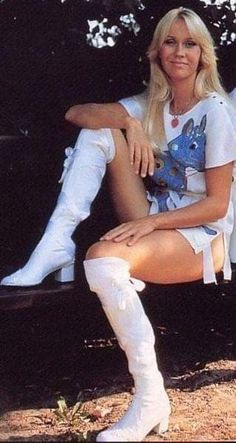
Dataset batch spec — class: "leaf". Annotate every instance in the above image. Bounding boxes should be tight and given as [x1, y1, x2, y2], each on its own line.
[71, 401, 82, 417]
[54, 409, 68, 422]
[79, 414, 91, 423]
[57, 396, 68, 414]
[76, 391, 84, 402]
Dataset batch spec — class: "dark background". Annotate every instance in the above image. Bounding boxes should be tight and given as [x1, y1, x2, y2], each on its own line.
[0, 0, 235, 139]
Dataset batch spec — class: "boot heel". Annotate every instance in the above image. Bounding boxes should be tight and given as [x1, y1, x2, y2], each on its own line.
[54, 262, 75, 283]
[153, 415, 169, 435]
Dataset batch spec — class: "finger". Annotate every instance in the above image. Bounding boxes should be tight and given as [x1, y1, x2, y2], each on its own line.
[148, 150, 155, 176]
[112, 229, 137, 242]
[114, 235, 132, 243]
[127, 231, 143, 246]
[127, 223, 155, 245]
[133, 144, 141, 175]
[100, 224, 131, 240]
[127, 236, 137, 246]
[129, 141, 135, 166]
[100, 230, 123, 241]
[100, 227, 123, 240]
[140, 149, 149, 178]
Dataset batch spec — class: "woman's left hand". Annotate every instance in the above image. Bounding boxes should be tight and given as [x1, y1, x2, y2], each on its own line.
[100, 216, 157, 246]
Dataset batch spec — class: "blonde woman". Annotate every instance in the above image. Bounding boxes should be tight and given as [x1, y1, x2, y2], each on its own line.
[2, 7, 236, 442]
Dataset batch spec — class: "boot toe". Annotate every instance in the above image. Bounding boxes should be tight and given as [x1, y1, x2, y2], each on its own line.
[1, 270, 22, 286]
[96, 430, 120, 442]
[0, 269, 35, 286]
[96, 429, 139, 442]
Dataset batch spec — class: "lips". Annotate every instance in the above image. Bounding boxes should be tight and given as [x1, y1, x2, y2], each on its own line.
[171, 61, 188, 67]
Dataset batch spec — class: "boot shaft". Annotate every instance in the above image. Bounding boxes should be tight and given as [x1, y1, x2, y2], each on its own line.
[84, 256, 160, 378]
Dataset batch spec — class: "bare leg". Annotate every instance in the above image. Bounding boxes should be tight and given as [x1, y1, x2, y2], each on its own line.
[108, 129, 150, 222]
[86, 230, 224, 284]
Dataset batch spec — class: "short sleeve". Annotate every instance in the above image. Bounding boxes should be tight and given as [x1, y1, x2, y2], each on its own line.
[229, 88, 236, 104]
[118, 90, 148, 121]
[205, 98, 236, 169]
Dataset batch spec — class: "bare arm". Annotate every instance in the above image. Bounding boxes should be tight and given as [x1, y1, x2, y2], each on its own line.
[65, 102, 155, 177]
[65, 102, 131, 129]
[101, 162, 234, 245]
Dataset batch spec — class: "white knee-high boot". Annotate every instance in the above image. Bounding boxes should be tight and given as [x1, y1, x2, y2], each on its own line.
[84, 257, 171, 442]
[1, 129, 115, 286]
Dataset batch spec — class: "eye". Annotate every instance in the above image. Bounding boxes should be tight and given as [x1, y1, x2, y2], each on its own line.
[164, 38, 176, 46]
[156, 158, 164, 169]
[184, 40, 197, 48]
[189, 142, 198, 150]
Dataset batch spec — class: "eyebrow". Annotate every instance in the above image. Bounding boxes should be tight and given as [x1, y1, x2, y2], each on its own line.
[166, 35, 195, 40]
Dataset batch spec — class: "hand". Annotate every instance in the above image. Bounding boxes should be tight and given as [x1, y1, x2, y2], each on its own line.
[125, 117, 155, 178]
[100, 216, 157, 246]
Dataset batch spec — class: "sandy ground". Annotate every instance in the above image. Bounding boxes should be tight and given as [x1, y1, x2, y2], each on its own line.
[0, 284, 235, 441]
[0, 359, 235, 442]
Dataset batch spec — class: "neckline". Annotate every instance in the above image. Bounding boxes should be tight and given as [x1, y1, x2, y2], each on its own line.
[167, 98, 201, 118]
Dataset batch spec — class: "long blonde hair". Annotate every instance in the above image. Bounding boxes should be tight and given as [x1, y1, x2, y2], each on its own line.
[144, 7, 226, 148]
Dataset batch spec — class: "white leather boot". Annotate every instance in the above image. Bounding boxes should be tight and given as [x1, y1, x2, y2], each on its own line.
[84, 257, 171, 442]
[1, 129, 115, 286]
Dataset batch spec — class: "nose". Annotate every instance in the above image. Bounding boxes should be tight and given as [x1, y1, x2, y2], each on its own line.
[175, 43, 185, 56]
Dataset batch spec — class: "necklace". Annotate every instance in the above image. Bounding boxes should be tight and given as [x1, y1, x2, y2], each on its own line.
[170, 98, 195, 128]
[171, 115, 180, 128]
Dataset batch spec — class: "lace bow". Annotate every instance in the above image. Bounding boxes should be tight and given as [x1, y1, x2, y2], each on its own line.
[115, 277, 146, 310]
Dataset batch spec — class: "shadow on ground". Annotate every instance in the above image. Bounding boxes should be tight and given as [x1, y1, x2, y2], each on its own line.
[0, 278, 235, 417]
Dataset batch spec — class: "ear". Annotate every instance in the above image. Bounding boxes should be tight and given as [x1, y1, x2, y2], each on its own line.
[182, 118, 194, 135]
[199, 114, 207, 133]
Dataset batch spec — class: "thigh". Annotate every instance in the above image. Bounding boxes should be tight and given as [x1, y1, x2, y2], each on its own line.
[87, 230, 224, 284]
[130, 230, 224, 283]
[108, 129, 150, 222]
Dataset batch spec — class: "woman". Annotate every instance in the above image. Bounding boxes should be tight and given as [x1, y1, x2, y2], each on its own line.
[2, 7, 236, 442]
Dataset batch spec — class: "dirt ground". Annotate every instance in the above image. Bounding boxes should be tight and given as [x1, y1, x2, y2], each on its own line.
[0, 359, 235, 442]
[0, 284, 235, 442]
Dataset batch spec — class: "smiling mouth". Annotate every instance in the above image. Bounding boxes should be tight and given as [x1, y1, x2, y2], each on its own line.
[171, 61, 188, 66]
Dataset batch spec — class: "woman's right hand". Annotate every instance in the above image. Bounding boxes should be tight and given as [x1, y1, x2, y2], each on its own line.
[125, 117, 155, 178]
[65, 102, 155, 177]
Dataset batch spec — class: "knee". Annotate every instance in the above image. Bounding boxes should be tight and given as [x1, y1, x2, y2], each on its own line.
[85, 240, 118, 260]
[73, 128, 116, 163]
[76, 128, 104, 142]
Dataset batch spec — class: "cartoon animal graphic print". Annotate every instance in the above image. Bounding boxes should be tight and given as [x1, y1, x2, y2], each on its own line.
[168, 115, 206, 171]
[152, 115, 217, 235]
[153, 115, 207, 193]
[152, 151, 185, 191]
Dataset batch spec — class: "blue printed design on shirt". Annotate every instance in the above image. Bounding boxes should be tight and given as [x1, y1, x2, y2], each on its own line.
[168, 115, 206, 172]
[152, 115, 207, 192]
[151, 115, 216, 236]
[152, 151, 186, 191]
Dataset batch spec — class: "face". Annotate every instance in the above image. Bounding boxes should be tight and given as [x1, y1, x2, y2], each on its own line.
[159, 18, 201, 84]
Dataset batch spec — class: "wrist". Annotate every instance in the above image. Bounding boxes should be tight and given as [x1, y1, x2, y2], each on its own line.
[124, 115, 142, 130]
[150, 214, 161, 229]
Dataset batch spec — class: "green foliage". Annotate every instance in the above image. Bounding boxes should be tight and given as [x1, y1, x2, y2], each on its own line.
[54, 392, 91, 426]
[53, 393, 99, 441]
